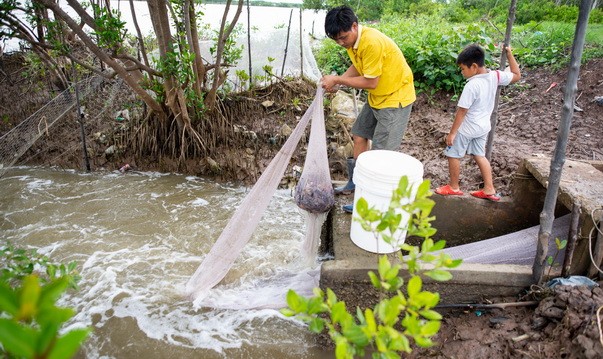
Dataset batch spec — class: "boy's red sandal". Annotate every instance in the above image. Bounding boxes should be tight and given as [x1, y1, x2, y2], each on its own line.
[435, 184, 464, 196]
[470, 190, 500, 202]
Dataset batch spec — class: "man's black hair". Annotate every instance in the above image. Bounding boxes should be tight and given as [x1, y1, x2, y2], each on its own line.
[324, 5, 358, 39]
[457, 44, 485, 68]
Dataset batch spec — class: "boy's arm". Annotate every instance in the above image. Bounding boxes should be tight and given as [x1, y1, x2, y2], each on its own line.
[446, 107, 468, 146]
[505, 46, 521, 84]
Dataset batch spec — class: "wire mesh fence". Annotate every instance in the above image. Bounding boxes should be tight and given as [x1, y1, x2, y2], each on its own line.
[0, 75, 108, 177]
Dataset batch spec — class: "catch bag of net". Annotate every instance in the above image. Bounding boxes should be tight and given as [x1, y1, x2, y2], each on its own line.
[294, 87, 335, 213]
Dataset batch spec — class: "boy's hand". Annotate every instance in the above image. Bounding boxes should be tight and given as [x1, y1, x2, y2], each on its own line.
[446, 132, 456, 147]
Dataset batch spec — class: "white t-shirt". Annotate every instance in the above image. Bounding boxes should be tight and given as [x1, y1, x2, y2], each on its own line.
[457, 70, 514, 137]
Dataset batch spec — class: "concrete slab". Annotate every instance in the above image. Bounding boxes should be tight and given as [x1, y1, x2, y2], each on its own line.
[524, 157, 603, 217]
[523, 157, 603, 274]
[320, 260, 533, 307]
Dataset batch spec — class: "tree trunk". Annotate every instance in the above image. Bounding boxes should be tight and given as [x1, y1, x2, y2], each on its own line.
[204, 0, 245, 108]
[36, 0, 165, 116]
[533, 0, 593, 284]
[485, 0, 516, 161]
[128, 0, 152, 78]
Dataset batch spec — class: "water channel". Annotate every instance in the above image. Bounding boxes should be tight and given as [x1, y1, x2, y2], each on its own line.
[1, 166, 334, 358]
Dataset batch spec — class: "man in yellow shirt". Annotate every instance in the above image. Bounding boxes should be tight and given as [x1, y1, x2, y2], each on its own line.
[321, 5, 416, 213]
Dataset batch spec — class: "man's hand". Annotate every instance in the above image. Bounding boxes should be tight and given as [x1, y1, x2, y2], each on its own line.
[321, 74, 339, 93]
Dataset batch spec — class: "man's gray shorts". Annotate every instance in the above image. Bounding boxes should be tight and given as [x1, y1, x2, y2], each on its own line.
[351, 102, 413, 150]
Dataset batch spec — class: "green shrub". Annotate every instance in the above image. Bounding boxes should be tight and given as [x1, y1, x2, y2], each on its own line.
[0, 242, 90, 359]
[282, 177, 462, 358]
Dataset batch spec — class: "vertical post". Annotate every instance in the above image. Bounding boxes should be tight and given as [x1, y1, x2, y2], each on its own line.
[246, 0, 252, 88]
[561, 202, 581, 277]
[299, 8, 303, 78]
[485, 0, 516, 161]
[281, 9, 293, 77]
[533, 0, 593, 284]
[73, 68, 91, 172]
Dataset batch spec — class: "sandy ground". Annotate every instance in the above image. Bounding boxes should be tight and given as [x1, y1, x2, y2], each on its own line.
[2, 53, 603, 358]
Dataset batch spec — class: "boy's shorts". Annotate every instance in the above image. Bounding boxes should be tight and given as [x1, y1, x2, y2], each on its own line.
[444, 132, 487, 158]
[351, 102, 413, 151]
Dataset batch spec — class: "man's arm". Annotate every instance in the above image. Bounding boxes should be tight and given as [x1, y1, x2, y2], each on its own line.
[321, 64, 379, 92]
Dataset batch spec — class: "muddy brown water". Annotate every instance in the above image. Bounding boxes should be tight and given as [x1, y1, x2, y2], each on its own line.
[0, 166, 334, 358]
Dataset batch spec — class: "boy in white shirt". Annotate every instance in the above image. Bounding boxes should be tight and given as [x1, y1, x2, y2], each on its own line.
[436, 44, 521, 201]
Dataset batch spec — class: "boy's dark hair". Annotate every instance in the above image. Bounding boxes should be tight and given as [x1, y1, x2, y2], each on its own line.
[324, 5, 358, 39]
[457, 44, 485, 68]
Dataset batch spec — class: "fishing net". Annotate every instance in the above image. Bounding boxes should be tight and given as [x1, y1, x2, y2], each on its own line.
[294, 88, 334, 265]
[186, 85, 330, 301]
[294, 90, 334, 213]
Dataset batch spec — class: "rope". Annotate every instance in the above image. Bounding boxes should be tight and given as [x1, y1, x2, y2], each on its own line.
[588, 208, 603, 275]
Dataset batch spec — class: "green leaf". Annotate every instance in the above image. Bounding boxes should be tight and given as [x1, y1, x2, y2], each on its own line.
[307, 297, 327, 315]
[335, 339, 351, 359]
[424, 269, 452, 282]
[414, 335, 434, 348]
[326, 288, 338, 307]
[0, 318, 37, 358]
[286, 290, 305, 313]
[364, 308, 377, 333]
[368, 271, 380, 289]
[331, 301, 349, 325]
[419, 309, 442, 321]
[280, 308, 295, 317]
[420, 320, 441, 336]
[48, 328, 91, 359]
[407, 276, 422, 296]
[308, 318, 325, 333]
[37, 322, 61, 355]
[40, 277, 70, 304]
[0, 283, 19, 315]
[431, 240, 446, 251]
[342, 324, 369, 346]
[18, 275, 41, 320]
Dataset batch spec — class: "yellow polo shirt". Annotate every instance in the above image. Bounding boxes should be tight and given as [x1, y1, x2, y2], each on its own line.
[347, 26, 415, 109]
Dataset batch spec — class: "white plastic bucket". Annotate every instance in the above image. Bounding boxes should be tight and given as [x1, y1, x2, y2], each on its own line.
[350, 150, 424, 253]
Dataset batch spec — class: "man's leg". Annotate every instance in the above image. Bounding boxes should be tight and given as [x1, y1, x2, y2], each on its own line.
[371, 104, 412, 151]
[341, 104, 376, 211]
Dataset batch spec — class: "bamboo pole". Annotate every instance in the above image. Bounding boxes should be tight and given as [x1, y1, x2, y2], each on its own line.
[533, 0, 593, 284]
[72, 66, 90, 172]
[299, 8, 303, 78]
[561, 202, 581, 277]
[246, 0, 252, 88]
[281, 9, 293, 77]
[485, 0, 516, 161]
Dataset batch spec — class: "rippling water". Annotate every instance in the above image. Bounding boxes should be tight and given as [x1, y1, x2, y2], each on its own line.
[1, 167, 333, 358]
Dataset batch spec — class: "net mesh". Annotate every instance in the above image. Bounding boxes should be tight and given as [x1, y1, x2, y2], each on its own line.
[0, 75, 119, 177]
[186, 86, 327, 301]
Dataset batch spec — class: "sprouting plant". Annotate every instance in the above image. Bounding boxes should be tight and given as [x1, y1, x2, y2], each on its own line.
[546, 237, 568, 277]
[292, 97, 301, 107]
[235, 69, 250, 91]
[282, 177, 462, 358]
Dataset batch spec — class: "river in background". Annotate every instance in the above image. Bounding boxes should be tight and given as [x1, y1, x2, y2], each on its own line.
[1, 166, 334, 358]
